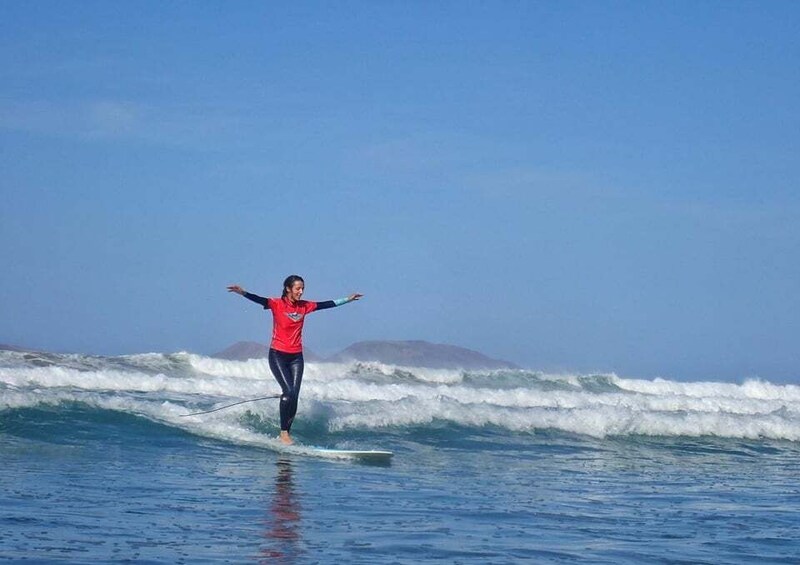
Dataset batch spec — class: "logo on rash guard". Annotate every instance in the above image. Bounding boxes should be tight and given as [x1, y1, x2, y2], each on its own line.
[286, 312, 303, 322]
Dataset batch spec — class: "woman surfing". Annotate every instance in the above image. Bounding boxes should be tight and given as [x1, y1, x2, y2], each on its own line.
[227, 276, 362, 445]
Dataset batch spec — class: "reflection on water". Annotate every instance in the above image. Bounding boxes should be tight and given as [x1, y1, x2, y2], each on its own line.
[260, 457, 303, 563]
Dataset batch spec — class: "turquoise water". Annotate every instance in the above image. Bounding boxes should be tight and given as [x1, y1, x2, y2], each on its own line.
[2, 351, 800, 563]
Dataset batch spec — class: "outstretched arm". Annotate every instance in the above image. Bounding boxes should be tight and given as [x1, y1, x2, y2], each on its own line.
[227, 285, 269, 308]
[315, 293, 363, 311]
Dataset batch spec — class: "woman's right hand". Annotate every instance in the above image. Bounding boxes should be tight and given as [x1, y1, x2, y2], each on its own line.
[227, 285, 245, 295]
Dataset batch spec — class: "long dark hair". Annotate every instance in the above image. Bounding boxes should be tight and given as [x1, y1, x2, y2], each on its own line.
[282, 275, 304, 298]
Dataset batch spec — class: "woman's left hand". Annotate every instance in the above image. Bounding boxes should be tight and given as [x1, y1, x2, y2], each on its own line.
[349, 293, 364, 301]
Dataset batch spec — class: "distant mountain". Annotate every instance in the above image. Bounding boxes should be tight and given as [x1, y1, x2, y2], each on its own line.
[212, 341, 269, 360]
[328, 340, 518, 370]
[212, 339, 515, 369]
[0, 343, 30, 352]
[4, 340, 515, 370]
[212, 341, 321, 362]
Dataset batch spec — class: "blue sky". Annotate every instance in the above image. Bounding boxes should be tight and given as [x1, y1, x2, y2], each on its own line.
[2, 2, 798, 382]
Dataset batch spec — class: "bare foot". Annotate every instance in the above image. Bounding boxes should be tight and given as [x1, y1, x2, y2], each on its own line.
[279, 431, 293, 445]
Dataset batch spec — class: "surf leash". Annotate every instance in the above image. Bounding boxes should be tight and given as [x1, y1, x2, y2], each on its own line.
[179, 394, 281, 417]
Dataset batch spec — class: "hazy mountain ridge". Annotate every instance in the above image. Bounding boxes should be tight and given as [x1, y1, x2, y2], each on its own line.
[213, 339, 517, 370]
[1, 341, 517, 370]
[0, 344, 33, 353]
[212, 341, 322, 362]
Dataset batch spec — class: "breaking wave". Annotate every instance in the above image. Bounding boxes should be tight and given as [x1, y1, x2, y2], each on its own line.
[2, 350, 800, 445]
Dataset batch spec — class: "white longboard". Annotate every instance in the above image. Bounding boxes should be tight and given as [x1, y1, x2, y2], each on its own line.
[312, 448, 393, 462]
[280, 444, 393, 461]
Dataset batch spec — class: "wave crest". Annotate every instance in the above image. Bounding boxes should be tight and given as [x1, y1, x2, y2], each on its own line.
[2, 350, 799, 443]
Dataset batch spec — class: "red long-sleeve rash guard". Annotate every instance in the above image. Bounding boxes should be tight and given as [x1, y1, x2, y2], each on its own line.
[243, 292, 337, 354]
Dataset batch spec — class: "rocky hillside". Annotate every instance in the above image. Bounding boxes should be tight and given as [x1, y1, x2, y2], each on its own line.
[213, 339, 517, 369]
[212, 341, 321, 362]
[328, 340, 517, 370]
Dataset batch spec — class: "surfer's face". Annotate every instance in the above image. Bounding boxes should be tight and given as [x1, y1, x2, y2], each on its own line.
[286, 281, 304, 302]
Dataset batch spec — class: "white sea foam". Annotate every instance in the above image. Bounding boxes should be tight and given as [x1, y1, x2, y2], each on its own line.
[612, 375, 800, 402]
[2, 351, 799, 443]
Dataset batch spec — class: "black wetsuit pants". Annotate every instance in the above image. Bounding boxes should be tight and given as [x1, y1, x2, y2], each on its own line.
[268, 348, 304, 432]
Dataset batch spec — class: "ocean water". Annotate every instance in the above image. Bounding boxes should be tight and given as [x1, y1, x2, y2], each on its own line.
[2, 350, 799, 564]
